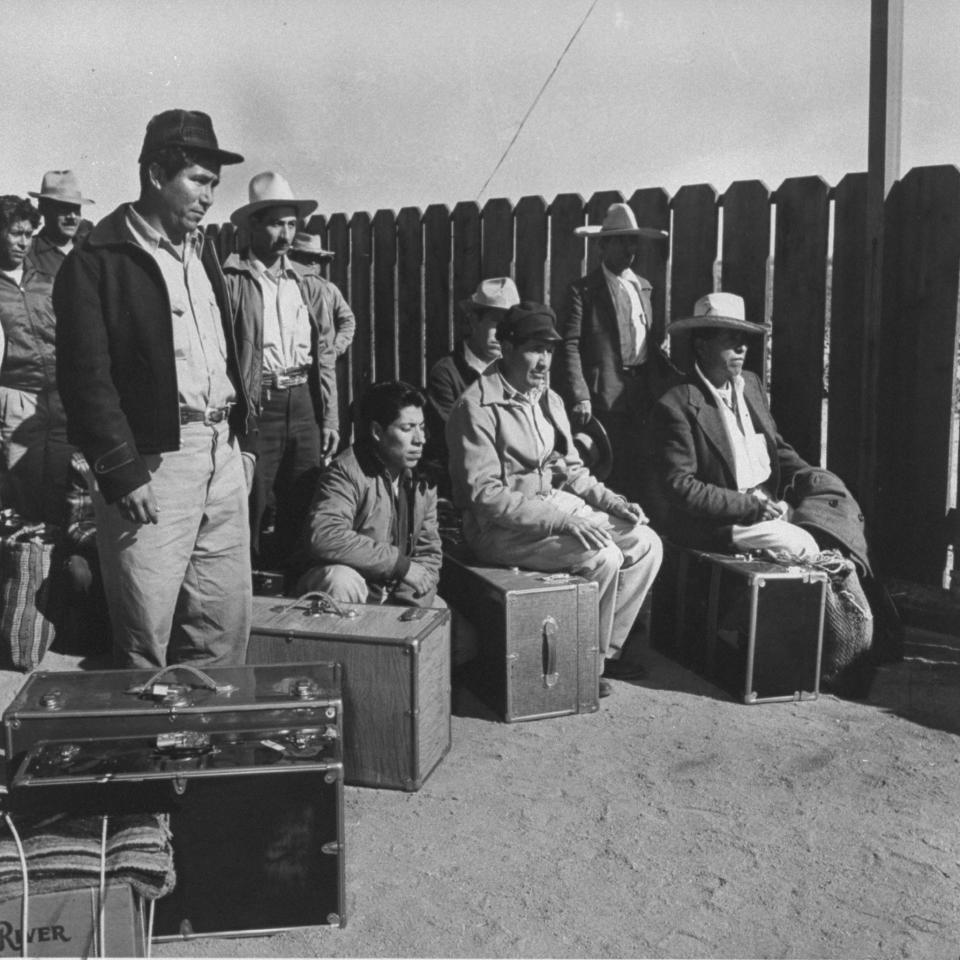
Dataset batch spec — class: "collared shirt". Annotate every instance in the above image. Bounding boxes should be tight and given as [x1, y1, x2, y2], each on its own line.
[463, 341, 494, 376]
[124, 205, 234, 412]
[497, 373, 553, 466]
[696, 363, 771, 492]
[602, 262, 648, 368]
[250, 254, 312, 373]
[0, 267, 23, 287]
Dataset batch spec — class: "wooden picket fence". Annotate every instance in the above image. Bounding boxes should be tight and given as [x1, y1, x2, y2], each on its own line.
[207, 164, 960, 586]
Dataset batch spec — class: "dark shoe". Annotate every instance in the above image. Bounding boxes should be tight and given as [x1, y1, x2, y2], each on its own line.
[602, 658, 648, 681]
[598, 677, 614, 699]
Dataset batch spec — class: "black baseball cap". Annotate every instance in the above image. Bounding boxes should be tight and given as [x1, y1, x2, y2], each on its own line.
[496, 301, 562, 344]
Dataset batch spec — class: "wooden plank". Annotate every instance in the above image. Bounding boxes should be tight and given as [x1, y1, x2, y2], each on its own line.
[481, 197, 513, 280]
[514, 195, 547, 302]
[452, 201, 481, 312]
[547, 193, 585, 312]
[397, 207, 424, 388]
[875, 165, 960, 583]
[669, 184, 719, 373]
[423, 204, 452, 376]
[770, 176, 830, 467]
[585, 190, 624, 274]
[721, 180, 771, 382]
[373, 208, 397, 383]
[827, 172, 868, 492]
[327, 213, 351, 438]
[629, 188, 671, 342]
[350, 212, 373, 426]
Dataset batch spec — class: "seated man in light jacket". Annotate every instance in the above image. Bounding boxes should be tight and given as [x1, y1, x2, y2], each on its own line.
[297, 380, 442, 607]
[445, 301, 663, 698]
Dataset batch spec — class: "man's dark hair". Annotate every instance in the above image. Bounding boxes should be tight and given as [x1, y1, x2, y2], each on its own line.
[138, 146, 221, 194]
[360, 380, 425, 431]
[0, 196, 40, 233]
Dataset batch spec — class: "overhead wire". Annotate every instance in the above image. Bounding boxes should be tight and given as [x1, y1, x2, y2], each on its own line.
[475, 0, 600, 201]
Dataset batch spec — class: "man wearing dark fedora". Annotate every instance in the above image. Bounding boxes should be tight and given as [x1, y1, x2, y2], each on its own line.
[424, 277, 519, 492]
[554, 202, 680, 509]
[446, 301, 663, 698]
[54, 108, 255, 669]
[287, 231, 356, 357]
[223, 172, 340, 570]
[27, 170, 95, 278]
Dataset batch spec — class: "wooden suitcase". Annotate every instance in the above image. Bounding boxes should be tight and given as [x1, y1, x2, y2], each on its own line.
[247, 593, 451, 791]
[440, 548, 600, 722]
[676, 550, 828, 703]
[11, 731, 345, 939]
[3, 661, 343, 769]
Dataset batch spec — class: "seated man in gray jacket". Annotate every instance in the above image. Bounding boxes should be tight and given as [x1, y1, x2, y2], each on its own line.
[297, 380, 442, 607]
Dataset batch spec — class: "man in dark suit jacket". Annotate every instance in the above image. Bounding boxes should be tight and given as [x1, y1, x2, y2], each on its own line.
[554, 203, 679, 508]
[652, 292, 820, 558]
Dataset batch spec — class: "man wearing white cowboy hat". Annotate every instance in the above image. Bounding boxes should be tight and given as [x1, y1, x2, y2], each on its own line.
[26, 170, 95, 278]
[423, 277, 519, 491]
[287, 231, 355, 357]
[652, 292, 823, 559]
[554, 201, 680, 509]
[223, 171, 340, 570]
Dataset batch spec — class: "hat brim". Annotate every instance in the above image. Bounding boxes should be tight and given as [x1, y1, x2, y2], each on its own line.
[230, 197, 318, 226]
[666, 315, 770, 335]
[573, 225, 669, 240]
[139, 145, 245, 167]
[458, 298, 513, 315]
[29, 192, 95, 205]
[573, 415, 613, 482]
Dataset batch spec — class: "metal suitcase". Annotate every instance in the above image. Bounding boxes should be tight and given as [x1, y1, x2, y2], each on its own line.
[11, 729, 345, 940]
[3, 662, 343, 769]
[677, 551, 828, 704]
[247, 593, 451, 791]
[440, 548, 600, 722]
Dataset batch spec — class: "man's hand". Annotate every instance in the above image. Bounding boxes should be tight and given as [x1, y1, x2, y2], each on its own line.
[241, 452, 256, 494]
[401, 561, 434, 597]
[321, 428, 340, 461]
[753, 492, 786, 521]
[570, 400, 592, 427]
[563, 512, 613, 551]
[609, 498, 648, 524]
[117, 482, 159, 525]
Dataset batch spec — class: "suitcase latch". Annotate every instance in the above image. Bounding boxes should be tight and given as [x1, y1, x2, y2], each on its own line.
[39, 690, 64, 711]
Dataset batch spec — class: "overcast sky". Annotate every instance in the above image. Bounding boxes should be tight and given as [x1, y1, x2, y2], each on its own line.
[7, 0, 959, 224]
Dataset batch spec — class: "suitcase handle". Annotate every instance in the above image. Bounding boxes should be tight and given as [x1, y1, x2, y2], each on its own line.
[542, 617, 559, 688]
[129, 663, 237, 698]
[286, 591, 359, 620]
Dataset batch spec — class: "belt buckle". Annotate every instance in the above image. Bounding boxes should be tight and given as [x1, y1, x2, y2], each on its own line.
[203, 406, 226, 426]
[275, 372, 294, 390]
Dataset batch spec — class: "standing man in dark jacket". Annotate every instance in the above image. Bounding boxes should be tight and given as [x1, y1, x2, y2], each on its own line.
[554, 202, 680, 508]
[53, 109, 254, 669]
[27, 171, 95, 278]
[223, 171, 339, 569]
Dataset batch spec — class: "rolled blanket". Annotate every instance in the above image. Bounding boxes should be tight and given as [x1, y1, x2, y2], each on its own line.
[0, 812, 175, 902]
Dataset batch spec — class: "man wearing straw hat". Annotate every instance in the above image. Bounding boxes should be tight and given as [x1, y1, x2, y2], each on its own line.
[287, 231, 356, 357]
[554, 202, 680, 509]
[223, 172, 339, 569]
[54, 109, 254, 669]
[27, 170, 95, 278]
[652, 292, 822, 558]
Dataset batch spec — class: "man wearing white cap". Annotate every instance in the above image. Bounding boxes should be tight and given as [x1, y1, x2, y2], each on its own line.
[27, 171, 95, 278]
[423, 277, 518, 489]
[652, 292, 821, 558]
[223, 172, 339, 569]
[554, 202, 680, 508]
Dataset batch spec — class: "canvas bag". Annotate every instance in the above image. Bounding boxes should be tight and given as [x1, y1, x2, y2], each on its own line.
[0, 520, 63, 671]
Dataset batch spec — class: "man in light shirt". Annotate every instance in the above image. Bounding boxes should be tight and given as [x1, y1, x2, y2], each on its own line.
[53, 109, 255, 668]
[446, 301, 663, 699]
[224, 172, 339, 570]
[652, 292, 820, 558]
[554, 202, 680, 509]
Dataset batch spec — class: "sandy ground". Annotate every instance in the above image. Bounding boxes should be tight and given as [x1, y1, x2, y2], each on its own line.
[0, 629, 958, 960]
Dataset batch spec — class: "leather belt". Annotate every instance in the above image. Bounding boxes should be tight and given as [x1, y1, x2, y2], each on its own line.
[180, 404, 232, 426]
[262, 367, 309, 390]
[621, 364, 646, 377]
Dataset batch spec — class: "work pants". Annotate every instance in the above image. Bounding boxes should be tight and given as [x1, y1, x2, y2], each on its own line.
[92, 420, 251, 669]
[466, 489, 663, 671]
[250, 383, 322, 567]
